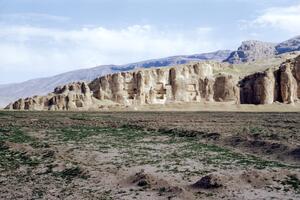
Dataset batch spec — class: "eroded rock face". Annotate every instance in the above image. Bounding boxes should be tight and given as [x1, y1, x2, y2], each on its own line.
[89, 62, 220, 106]
[6, 82, 95, 111]
[240, 56, 300, 104]
[213, 74, 240, 102]
[7, 62, 240, 110]
[240, 69, 277, 104]
[280, 64, 298, 103]
[6, 56, 300, 110]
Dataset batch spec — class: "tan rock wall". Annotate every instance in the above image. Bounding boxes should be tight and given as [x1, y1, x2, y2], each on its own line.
[89, 62, 217, 106]
[6, 56, 300, 111]
[240, 56, 300, 104]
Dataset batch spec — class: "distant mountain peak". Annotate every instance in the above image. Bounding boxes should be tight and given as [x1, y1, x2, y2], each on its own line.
[225, 40, 276, 64]
[275, 36, 300, 54]
[224, 36, 300, 64]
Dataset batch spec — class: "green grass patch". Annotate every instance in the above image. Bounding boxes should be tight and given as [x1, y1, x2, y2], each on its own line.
[0, 142, 40, 170]
[0, 127, 36, 143]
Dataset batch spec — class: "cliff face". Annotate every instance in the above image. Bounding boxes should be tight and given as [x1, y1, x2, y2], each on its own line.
[240, 56, 300, 104]
[0, 50, 232, 108]
[89, 62, 222, 105]
[6, 62, 239, 110]
[6, 56, 300, 111]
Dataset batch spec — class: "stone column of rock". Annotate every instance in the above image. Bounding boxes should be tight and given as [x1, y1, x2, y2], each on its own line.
[169, 67, 188, 102]
[280, 64, 298, 103]
[144, 70, 158, 104]
[199, 77, 214, 102]
[111, 73, 126, 104]
[136, 71, 145, 104]
[261, 69, 276, 104]
[101, 76, 112, 100]
[292, 56, 300, 98]
[169, 67, 177, 101]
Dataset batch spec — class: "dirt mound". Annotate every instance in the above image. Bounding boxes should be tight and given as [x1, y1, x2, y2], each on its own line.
[125, 170, 173, 190]
[191, 174, 223, 189]
[121, 169, 193, 199]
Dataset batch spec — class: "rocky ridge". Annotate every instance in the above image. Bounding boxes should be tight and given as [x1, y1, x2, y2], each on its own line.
[225, 40, 277, 64]
[276, 36, 300, 54]
[6, 55, 300, 110]
[225, 36, 300, 64]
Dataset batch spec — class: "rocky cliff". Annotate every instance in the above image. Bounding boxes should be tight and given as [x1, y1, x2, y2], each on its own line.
[240, 55, 300, 104]
[6, 56, 300, 110]
[6, 82, 101, 111]
[6, 61, 239, 110]
[0, 50, 231, 108]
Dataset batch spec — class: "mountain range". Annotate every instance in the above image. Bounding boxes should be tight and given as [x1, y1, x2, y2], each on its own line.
[1, 35, 300, 108]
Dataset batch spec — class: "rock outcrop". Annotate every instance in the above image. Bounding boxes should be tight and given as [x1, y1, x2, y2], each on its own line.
[224, 36, 300, 64]
[239, 69, 277, 104]
[6, 62, 240, 110]
[224, 40, 277, 64]
[6, 82, 97, 111]
[88, 62, 238, 105]
[5, 56, 300, 110]
[240, 56, 300, 104]
[0, 50, 232, 108]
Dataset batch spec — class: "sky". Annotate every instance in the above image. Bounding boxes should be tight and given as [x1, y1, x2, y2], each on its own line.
[0, 0, 300, 84]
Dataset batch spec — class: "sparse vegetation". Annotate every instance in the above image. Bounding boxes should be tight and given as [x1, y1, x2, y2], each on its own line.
[0, 111, 299, 199]
[282, 175, 300, 193]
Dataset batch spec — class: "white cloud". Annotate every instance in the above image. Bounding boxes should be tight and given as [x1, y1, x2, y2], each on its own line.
[0, 24, 222, 83]
[241, 3, 300, 34]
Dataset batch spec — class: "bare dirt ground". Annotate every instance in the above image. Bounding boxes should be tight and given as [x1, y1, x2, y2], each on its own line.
[0, 111, 300, 200]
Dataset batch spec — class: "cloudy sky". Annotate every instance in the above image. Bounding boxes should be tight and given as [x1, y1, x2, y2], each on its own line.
[0, 0, 300, 84]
